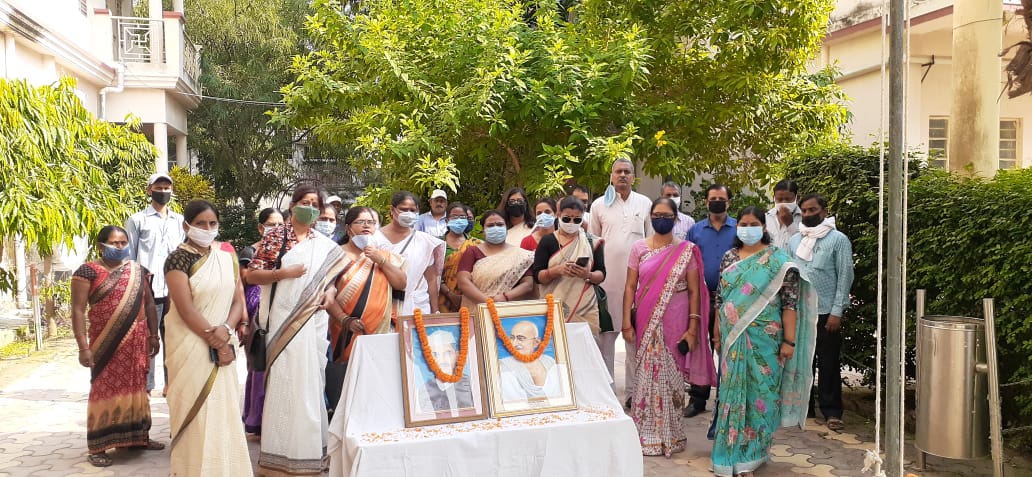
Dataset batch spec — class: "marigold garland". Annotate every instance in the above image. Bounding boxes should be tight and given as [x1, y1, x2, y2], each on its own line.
[487, 294, 555, 363]
[414, 306, 470, 383]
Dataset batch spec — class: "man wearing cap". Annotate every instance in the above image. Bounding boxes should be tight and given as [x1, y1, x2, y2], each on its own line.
[125, 172, 185, 395]
[417, 189, 449, 237]
[327, 195, 346, 242]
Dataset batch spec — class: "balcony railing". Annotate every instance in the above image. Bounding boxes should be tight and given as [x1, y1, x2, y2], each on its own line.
[183, 34, 201, 85]
[113, 16, 163, 63]
[106, 15, 200, 90]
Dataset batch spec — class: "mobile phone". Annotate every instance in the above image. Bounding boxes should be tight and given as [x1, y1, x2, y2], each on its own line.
[209, 347, 219, 363]
[677, 339, 690, 355]
[575, 256, 590, 267]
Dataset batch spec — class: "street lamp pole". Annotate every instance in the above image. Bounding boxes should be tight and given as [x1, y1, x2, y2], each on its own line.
[886, 0, 906, 475]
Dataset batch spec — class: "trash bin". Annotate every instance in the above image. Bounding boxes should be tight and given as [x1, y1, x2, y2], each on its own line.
[915, 315, 989, 459]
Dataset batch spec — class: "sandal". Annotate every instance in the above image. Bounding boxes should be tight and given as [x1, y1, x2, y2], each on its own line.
[826, 418, 845, 431]
[87, 453, 113, 467]
[130, 439, 166, 451]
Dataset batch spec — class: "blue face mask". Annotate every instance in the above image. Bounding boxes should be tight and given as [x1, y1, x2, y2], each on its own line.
[737, 226, 764, 246]
[603, 184, 617, 207]
[101, 243, 130, 262]
[534, 213, 555, 230]
[651, 217, 675, 235]
[448, 218, 469, 235]
[484, 225, 507, 244]
[464, 218, 475, 234]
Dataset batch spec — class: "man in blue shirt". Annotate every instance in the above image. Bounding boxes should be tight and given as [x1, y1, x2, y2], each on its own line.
[787, 193, 854, 431]
[416, 189, 449, 237]
[685, 184, 736, 417]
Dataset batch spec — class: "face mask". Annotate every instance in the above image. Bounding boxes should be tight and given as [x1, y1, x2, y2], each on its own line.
[737, 226, 764, 246]
[559, 221, 581, 234]
[186, 224, 218, 248]
[151, 190, 172, 206]
[801, 214, 824, 228]
[534, 213, 555, 230]
[670, 196, 681, 208]
[603, 184, 616, 207]
[778, 201, 800, 214]
[350, 233, 371, 250]
[707, 200, 727, 214]
[651, 217, 675, 235]
[397, 211, 418, 228]
[464, 218, 475, 234]
[448, 218, 469, 235]
[101, 243, 130, 262]
[315, 220, 336, 236]
[484, 225, 507, 244]
[505, 203, 527, 219]
[292, 205, 320, 225]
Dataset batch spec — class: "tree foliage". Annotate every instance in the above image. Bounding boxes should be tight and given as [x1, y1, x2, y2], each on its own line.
[0, 77, 154, 288]
[169, 166, 216, 204]
[275, 0, 847, 213]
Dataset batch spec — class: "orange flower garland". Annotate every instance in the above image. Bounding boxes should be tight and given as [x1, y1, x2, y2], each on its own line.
[487, 294, 555, 363]
[414, 306, 470, 383]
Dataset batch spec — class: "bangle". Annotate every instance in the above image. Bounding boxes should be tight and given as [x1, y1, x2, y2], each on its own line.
[621, 326, 632, 332]
[502, 292, 510, 301]
[688, 313, 701, 320]
[783, 339, 796, 347]
[222, 323, 234, 333]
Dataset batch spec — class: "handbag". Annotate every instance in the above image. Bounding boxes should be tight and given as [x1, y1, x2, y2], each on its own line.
[629, 245, 680, 332]
[326, 316, 361, 417]
[248, 234, 289, 372]
[584, 234, 615, 333]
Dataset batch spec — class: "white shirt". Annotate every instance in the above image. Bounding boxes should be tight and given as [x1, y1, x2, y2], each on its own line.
[588, 191, 652, 329]
[765, 204, 802, 249]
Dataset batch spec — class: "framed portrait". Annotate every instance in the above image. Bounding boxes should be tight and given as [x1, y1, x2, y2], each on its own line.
[398, 311, 489, 427]
[477, 297, 577, 418]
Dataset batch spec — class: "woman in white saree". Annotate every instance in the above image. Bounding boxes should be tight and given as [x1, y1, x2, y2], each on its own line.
[245, 187, 350, 476]
[164, 201, 250, 476]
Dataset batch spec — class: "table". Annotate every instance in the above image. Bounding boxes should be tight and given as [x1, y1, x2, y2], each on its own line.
[328, 323, 643, 477]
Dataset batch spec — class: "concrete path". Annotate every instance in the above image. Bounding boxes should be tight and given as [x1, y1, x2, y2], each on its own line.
[0, 337, 1027, 476]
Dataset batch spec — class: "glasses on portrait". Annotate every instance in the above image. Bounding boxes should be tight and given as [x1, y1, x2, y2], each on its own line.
[560, 216, 583, 224]
[351, 219, 377, 227]
[510, 333, 538, 344]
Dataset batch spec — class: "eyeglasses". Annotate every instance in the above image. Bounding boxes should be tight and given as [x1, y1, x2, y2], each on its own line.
[651, 214, 676, 220]
[507, 199, 526, 206]
[560, 216, 583, 224]
[447, 215, 467, 221]
[351, 220, 376, 226]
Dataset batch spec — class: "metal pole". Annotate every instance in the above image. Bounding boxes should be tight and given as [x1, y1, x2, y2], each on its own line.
[886, 0, 906, 474]
[982, 299, 1004, 477]
[29, 263, 42, 351]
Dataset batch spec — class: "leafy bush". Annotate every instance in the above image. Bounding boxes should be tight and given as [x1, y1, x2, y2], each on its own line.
[781, 142, 1032, 434]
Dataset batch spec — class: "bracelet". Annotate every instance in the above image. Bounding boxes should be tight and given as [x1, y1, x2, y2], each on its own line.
[688, 313, 701, 320]
[783, 339, 796, 347]
[621, 327, 632, 332]
[502, 292, 510, 301]
[147, 335, 160, 340]
[222, 323, 234, 333]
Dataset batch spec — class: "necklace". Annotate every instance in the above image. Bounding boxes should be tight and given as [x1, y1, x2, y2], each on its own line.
[487, 294, 555, 363]
[413, 306, 470, 383]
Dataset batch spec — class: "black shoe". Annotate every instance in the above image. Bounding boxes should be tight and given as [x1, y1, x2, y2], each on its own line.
[625, 397, 632, 409]
[683, 406, 705, 418]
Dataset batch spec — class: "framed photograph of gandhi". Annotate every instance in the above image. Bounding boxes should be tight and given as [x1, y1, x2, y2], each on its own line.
[398, 311, 489, 427]
[477, 297, 577, 418]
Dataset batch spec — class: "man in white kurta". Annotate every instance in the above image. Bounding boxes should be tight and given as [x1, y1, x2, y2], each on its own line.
[588, 159, 652, 403]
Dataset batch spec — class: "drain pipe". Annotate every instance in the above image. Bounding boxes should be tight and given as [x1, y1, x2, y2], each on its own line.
[99, 63, 125, 121]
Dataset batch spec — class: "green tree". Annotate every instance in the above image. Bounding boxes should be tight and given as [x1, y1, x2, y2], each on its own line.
[274, 0, 847, 213]
[169, 166, 216, 204]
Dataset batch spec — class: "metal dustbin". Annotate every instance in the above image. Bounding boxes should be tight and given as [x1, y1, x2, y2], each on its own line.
[915, 315, 989, 459]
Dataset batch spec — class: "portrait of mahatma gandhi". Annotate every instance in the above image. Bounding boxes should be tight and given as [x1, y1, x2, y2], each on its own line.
[497, 320, 561, 402]
[415, 329, 475, 412]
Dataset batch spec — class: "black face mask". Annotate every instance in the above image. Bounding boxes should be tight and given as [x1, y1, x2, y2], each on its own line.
[151, 190, 172, 205]
[801, 214, 823, 227]
[707, 200, 727, 214]
[506, 203, 526, 219]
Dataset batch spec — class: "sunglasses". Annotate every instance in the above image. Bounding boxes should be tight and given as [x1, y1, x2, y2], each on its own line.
[560, 216, 583, 224]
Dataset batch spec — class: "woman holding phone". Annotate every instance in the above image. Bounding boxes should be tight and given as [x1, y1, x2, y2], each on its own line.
[532, 196, 606, 336]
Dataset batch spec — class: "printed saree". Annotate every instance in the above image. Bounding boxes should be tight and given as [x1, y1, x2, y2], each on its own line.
[711, 246, 817, 477]
[439, 237, 481, 312]
[539, 231, 601, 334]
[460, 245, 534, 309]
[329, 251, 405, 363]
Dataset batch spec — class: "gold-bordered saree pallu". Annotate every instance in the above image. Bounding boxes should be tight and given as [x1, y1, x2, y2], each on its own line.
[165, 243, 251, 476]
[330, 251, 404, 364]
[76, 261, 151, 454]
[258, 235, 350, 476]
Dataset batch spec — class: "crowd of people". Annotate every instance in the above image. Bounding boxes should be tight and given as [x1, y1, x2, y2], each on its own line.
[68, 163, 854, 476]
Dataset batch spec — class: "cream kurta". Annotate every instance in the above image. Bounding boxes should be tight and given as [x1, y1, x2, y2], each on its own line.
[375, 229, 444, 314]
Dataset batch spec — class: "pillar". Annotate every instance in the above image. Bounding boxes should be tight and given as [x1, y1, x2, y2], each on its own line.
[154, 122, 169, 173]
[149, 0, 163, 64]
[172, 0, 184, 13]
[949, 0, 1003, 177]
[175, 134, 189, 170]
[4, 33, 16, 78]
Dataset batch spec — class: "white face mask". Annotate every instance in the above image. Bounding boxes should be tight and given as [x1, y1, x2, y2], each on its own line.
[397, 211, 418, 228]
[315, 220, 336, 236]
[559, 221, 581, 234]
[350, 233, 371, 250]
[778, 201, 800, 214]
[187, 224, 218, 248]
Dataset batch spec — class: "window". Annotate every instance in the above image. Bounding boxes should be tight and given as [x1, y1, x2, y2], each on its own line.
[926, 117, 1022, 170]
[928, 117, 948, 169]
[1000, 119, 1020, 170]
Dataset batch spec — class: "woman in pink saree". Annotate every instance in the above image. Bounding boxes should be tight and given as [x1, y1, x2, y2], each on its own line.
[622, 198, 717, 457]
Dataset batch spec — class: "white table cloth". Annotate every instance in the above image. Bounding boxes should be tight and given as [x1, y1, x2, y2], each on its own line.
[328, 323, 643, 477]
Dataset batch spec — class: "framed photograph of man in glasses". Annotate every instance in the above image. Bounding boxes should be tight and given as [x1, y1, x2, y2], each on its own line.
[477, 298, 577, 418]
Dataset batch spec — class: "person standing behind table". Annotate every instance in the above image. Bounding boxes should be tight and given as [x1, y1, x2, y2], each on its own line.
[520, 197, 557, 252]
[71, 226, 164, 468]
[417, 189, 450, 238]
[456, 210, 536, 308]
[499, 187, 536, 247]
[588, 158, 653, 406]
[659, 181, 694, 240]
[685, 183, 737, 418]
[787, 193, 854, 432]
[569, 184, 592, 230]
[163, 200, 252, 475]
[765, 179, 802, 249]
[125, 172, 184, 396]
[439, 203, 482, 313]
[376, 191, 446, 314]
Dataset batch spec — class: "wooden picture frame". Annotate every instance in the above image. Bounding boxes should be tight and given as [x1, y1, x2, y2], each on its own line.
[398, 312, 489, 427]
[477, 298, 577, 418]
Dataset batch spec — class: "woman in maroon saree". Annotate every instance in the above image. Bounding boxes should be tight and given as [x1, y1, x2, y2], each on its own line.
[622, 198, 717, 457]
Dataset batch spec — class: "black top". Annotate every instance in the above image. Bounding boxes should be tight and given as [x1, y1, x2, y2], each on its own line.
[531, 233, 606, 284]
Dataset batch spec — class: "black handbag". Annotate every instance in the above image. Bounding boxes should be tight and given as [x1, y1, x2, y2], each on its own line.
[248, 235, 289, 372]
[326, 317, 360, 417]
[585, 234, 615, 332]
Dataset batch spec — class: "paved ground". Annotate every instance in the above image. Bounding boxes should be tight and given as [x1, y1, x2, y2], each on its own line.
[0, 337, 1029, 476]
